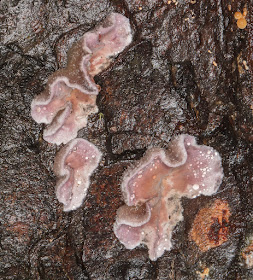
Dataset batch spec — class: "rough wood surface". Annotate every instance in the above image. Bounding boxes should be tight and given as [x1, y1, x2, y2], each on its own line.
[0, 0, 252, 279]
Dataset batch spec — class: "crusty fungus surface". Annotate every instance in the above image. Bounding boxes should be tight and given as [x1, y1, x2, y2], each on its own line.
[189, 199, 230, 252]
[31, 13, 132, 145]
[54, 138, 102, 211]
[114, 134, 223, 260]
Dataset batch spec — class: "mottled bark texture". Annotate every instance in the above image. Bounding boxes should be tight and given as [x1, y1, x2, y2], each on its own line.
[0, 0, 252, 279]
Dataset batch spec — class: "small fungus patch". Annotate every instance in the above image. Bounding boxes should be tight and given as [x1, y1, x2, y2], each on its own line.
[234, 10, 247, 29]
[189, 199, 230, 252]
[54, 138, 102, 211]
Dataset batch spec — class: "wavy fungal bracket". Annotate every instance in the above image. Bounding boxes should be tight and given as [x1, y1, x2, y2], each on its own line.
[54, 138, 102, 212]
[114, 134, 224, 260]
[31, 13, 132, 145]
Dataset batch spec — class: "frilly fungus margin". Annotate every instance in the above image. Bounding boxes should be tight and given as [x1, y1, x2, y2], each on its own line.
[114, 134, 223, 260]
[31, 13, 132, 145]
[29, 13, 225, 261]
[30, 12, 133, 211]
[54, 138, 102, 212]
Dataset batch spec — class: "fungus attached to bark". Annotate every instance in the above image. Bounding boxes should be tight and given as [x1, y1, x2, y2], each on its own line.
[234, 11, 247, 29]
[237, 18, 247, 29]
[234, 11, 243, 20]
[114, 134, 223, 260]
[31, 13, 132, 145]
[54, 138, 102, 211]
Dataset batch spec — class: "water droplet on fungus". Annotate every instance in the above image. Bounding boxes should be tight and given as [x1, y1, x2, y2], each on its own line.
[54, 138, 102, 211]
[114, 134, 223, 260]
[31, 13, 133, 145]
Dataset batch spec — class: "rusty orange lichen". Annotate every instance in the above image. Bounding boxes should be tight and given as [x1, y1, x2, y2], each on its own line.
[189, 200, 231, 252]
[242, 240, 253, 268]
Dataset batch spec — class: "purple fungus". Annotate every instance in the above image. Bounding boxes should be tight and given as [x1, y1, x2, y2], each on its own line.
[114, 134, 223, 260]
[31, 13, 132, 145]
[83, 12, 133, 76]
[54, 138, 102, 212]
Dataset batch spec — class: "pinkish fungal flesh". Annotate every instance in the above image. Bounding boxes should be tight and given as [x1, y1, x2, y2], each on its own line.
[31, 13, 132, 145]
[54, 138, 102, 211]
[114, 134, 223, 260]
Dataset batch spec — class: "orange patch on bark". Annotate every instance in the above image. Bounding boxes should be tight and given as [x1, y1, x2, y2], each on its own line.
[189, 200, 231, 251]
[242, 240, 253, 268]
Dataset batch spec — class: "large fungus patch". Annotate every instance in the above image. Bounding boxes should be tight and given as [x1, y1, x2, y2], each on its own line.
[31, 13, 132, 145]
[114, 134, 223, 260]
